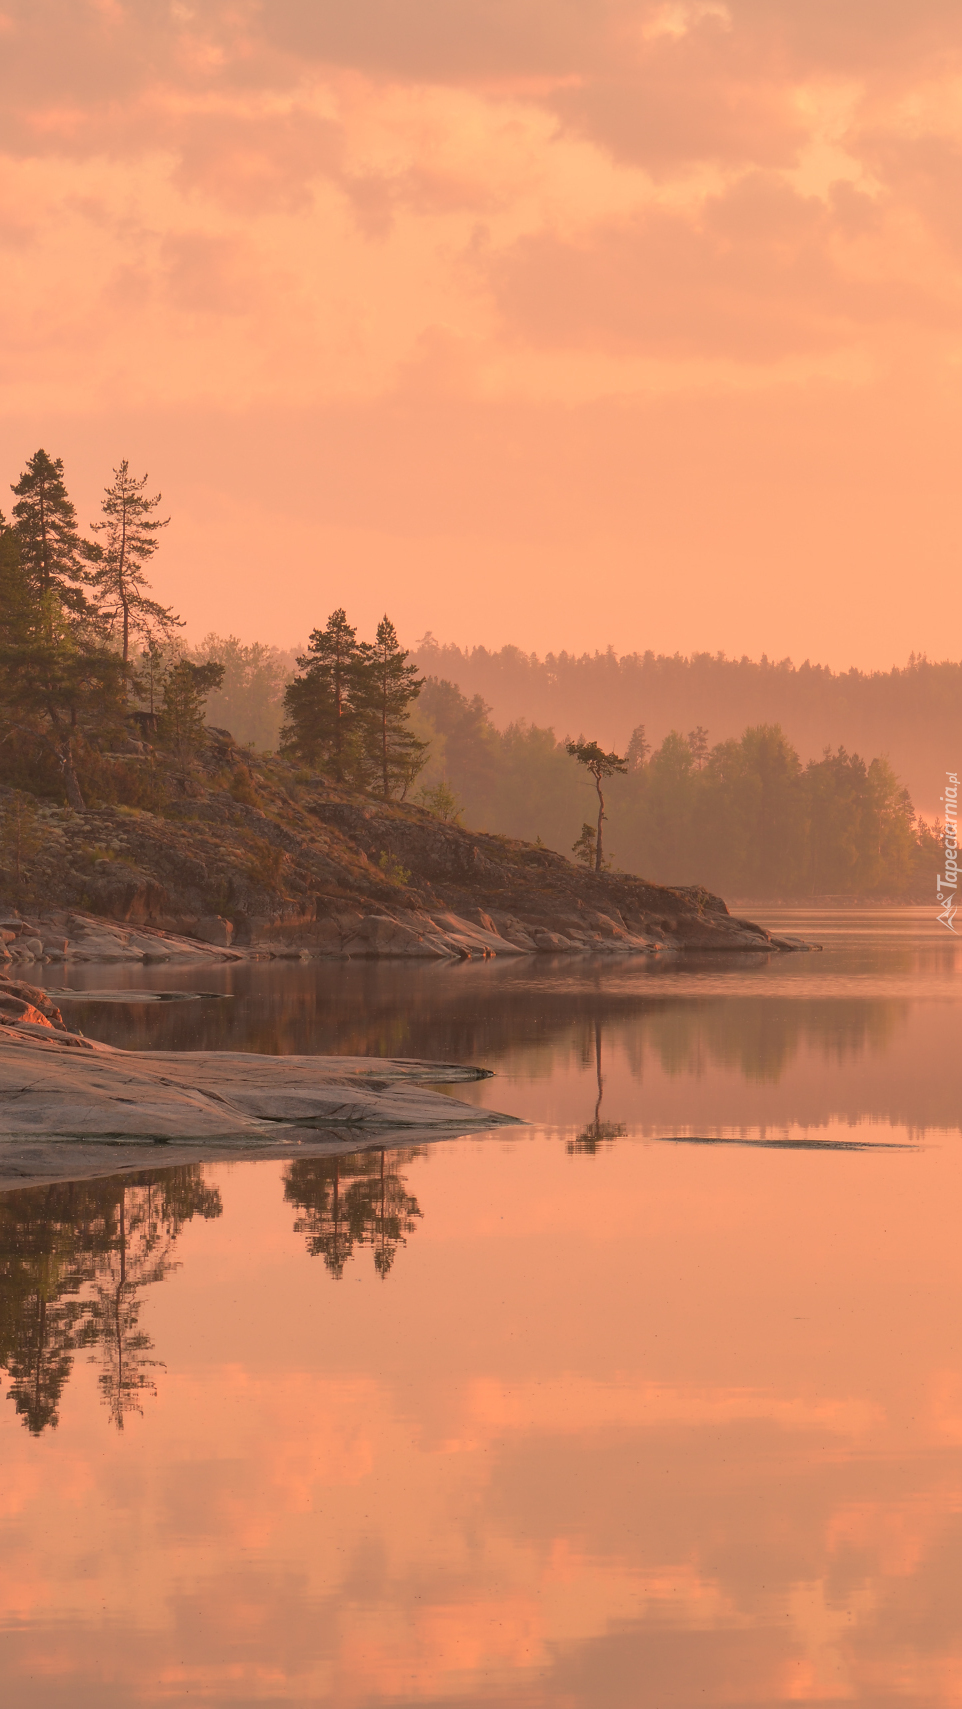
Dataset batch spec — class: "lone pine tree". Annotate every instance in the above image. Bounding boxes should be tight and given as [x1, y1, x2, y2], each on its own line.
[89, 461, 179, 663]
[282, 608, 359, 780]
[353, 616, 426, 799]
[565, 739, 628, 872]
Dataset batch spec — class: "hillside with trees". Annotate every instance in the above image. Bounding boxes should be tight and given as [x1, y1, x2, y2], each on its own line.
[0, 446, 946, 908]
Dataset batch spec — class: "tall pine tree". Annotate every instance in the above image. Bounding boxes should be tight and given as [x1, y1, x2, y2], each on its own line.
[353, 616, 426, 798]
[10, 449, 91, 633]
[0, 511, 127, 808]
[282, 608, 358, 780]
[89, 461, 179, 663]
[0, 521, 40, 650]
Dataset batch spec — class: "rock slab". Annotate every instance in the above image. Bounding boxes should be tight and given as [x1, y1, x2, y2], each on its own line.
[0, 1019, 513, 1145]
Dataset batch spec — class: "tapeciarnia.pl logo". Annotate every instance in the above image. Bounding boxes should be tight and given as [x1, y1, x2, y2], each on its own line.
[937, 770, 959, 932]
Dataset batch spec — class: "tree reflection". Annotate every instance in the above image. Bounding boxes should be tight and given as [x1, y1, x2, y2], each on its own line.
[644, 997, 902, 1083]
[0, 1168, 221, 1434]
[55, 961, 910, 1099]
[568, 1020, 626, 1154]
[284, 1148, 423, 1279]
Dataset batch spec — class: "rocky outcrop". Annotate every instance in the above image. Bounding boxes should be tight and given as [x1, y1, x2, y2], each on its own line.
[0, 911, 248, 969]
[0, 744, 814, 962]
[0, 978, 67, 1028]
[0, 1014, 514, 1144]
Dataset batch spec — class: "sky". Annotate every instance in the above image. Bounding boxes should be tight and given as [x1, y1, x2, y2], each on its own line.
[1, 0, 961, 668]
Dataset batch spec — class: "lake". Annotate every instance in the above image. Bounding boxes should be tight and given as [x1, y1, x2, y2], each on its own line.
[1, 907, 959, 1706]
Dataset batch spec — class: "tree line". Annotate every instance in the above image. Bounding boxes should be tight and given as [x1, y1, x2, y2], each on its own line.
[410, 635, 960, 817]
[413, 678, 942, 898]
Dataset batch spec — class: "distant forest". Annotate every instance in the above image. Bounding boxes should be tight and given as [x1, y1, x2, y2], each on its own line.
[407, 680, 940, 901]
[409, 638, 959, 819]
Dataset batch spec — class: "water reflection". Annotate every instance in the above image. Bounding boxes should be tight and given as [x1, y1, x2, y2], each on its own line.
[1, 906, 962, 1706]
[38, 964, 909, 1079]
[284, 1149, 424, 1279]
[635, 996, 903, 1082]
[40, 961, 912, 1101]
[0, 1153, 433, 1430]
[2, 1130, 961, 1706]
[568, 1021, 626, 1153]
[0, 1169, 221, 1433]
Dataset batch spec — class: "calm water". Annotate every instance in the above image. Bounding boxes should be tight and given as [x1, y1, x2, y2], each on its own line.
[1, 907, 960, 1705]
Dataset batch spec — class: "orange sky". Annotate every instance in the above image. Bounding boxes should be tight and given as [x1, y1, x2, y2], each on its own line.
[2, 1, 961, 666]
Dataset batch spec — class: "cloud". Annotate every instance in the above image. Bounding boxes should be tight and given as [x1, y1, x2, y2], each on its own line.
[259, 0, 615, 82]
[171, 108, 345, 214]
[486, 173, 948, 362]
[2, 0, 962, 660]
[161, 230, 261, 314]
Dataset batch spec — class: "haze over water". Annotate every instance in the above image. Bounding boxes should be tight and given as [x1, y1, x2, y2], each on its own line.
[0, 909, 956, 1705]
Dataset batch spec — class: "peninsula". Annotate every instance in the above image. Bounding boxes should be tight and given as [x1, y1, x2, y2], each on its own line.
[1, 732, 808, 965]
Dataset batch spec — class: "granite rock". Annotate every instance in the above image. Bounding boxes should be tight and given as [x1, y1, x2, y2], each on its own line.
[0, 1019, 516, 1144]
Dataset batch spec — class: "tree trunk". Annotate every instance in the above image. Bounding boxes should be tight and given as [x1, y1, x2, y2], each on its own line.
[595, 779, 605, 872]
[60, 741, 86, 810]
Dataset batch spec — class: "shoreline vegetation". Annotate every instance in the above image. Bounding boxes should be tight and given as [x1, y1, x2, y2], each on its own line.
[0, 447, 941, 944]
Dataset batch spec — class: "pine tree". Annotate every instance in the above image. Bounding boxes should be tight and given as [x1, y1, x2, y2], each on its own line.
[687, 726, 709, 769]
[0, 503, 128, 807]
[157, 659, 225, 759]
[89, 461, 179, 663]
[564, 739, 628, 872]
[0, 522, 41, 650]
[0, 639, 129, 809]
[626, 724, 650, 770]
[353, 616, 427, 798]
[281, 608, 358, 780]
[10, 449, 92, 632]
[571, 821, 597, 866]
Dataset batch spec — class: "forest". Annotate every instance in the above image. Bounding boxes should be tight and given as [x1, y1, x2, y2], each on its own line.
[0, 447, 946, 901]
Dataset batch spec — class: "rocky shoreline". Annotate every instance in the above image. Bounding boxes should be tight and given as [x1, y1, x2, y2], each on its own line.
[1, 738, 813, 962]
[0, 899, 809, 968]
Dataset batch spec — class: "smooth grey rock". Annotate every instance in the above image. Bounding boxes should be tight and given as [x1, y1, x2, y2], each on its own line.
[0, 1026, 515, 1145]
